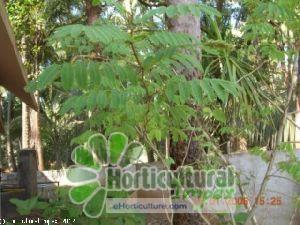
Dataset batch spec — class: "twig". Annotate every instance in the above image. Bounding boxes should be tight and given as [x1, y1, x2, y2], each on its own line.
[258, 90, 300, 130]
[205, 126, 258, 225]
[237, 60, 268, 83]
[130, 42, 143, 69]
[246, 73, 295, 223]
[181, 130, 195, 166]
[165, 135, 170, 158]
[268, 174, 299, 185]
[137, 0, 167, 7]
[200, 129, 259, 225]
[216, 148, 259, 225]
[71, 54, 109, 63]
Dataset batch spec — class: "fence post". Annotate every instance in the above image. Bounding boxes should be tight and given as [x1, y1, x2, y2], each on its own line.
[18, 149, 37, 198]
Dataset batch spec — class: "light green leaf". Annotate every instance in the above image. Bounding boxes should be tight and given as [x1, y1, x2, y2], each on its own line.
[212, 109, 226, 123]
[108, 132, 128, 164]
[70, 182, 99, 204]
[61, 63, 74, 90]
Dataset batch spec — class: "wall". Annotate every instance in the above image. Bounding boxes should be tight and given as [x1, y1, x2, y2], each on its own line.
[228, 150, 300, 225]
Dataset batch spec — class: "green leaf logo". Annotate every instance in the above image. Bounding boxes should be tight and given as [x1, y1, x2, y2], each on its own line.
[66, 132, 145, 218]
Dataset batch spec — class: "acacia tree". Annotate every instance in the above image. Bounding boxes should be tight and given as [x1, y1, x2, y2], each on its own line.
[27, 0, 236, 223]
[6, 92, 17, 171]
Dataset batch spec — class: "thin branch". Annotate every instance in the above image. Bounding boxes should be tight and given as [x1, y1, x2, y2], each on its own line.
[217, 149, 259, 225]
[237, 60, 268, 83]
[137, 0, 167, 7]
[200, 129, 259, 225]
[259, 90, 300, 130]
[246, 67, 296, 223]
[71, 54, 109, 63]
[181, 130, 195, 166]
[130, 42, 143, 69]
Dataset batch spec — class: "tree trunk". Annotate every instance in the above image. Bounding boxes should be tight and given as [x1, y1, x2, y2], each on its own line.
[167, 0, 201, 79]
[166, 0, 204, 224]
[166, 0, 201, 165]
[2, 0, 7, 7]
[295, 52, 300, 149]
[85, 0, 101, 25]
[6, 92, 17, 171]
[22, 103, 30, 149]
[167, 0, 200, 39]
[30, 93, 44, 170]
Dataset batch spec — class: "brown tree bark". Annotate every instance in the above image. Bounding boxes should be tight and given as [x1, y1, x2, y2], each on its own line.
[166, 0, 201, 165]
[85, 0, 101, 25]
[22, 103, 30, 149]
[216, 0, 224, 28]
[166, 0, 205, 225]
[167, 0, 200, 38]
[167, 0, 201, 80]
[6, 92, 17, 171]
[30, 93, 44, 170]
[295, 52, 300, 148]
[26, 26, 45, 171]
[2, 0, 7, 7]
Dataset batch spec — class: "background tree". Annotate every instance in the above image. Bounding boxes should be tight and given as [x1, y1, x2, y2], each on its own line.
[6, 92, 17, 171]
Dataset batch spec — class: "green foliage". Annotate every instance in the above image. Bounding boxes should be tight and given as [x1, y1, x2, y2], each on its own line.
[10, 189, 145, 225]
[277, 161, 300, 183]
[278, 143, 297, 161]
[234, 212, 249, 225]
[10, 196, 48, 215]
[92, 0, 102, 6]
[277, 143, 300, 183]
[249, 147, 270, 163]
[48, 24, 130, 56]
[295, 196, 300, 209]
[5, 0, 298, 173]
[71, 130, 98, 145]
[27, 9, 240, 143]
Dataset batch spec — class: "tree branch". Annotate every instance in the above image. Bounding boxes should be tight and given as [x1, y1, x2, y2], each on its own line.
[246, 56, 297, 223]
[138, 0, 167, 7]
